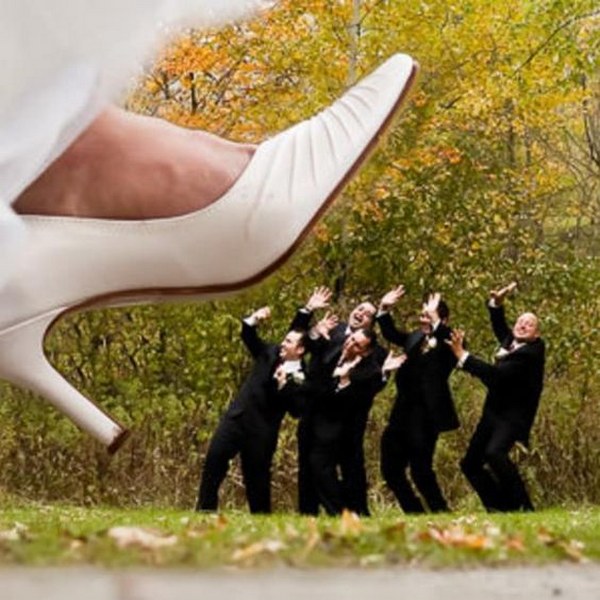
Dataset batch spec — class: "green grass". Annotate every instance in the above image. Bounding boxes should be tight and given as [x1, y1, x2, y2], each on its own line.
[1, 501, 599, 568]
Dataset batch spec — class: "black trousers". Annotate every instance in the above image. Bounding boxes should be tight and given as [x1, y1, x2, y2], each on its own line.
[297, 417, 320, 515]
[196, 415, 276, 514]
[380, 411, 448, 514]
[309, 435, 344, 516]
[460, 415, 534, 512]
[339, 418, 370, 516]
[305, 410, 372, 517]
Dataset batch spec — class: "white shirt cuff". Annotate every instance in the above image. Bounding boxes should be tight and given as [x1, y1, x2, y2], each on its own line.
[244, 315, 258, 327]
[457, 351, 470, 368]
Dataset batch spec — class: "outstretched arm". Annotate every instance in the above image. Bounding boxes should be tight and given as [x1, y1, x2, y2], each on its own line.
[378, 284, 405, 313]
[376, 285, 408, 346]
[489, 282, 516, 343]
[289, 285, 332, 331]
[382, 351, 407, 379]
[241, 306, 271, 358]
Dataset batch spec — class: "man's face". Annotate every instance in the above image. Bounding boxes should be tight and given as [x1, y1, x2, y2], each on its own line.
[348, 302, 376, 330]
[342, 330, 371, 359]
[512, 312, 540, 343]
[418, 307, 433, 334]
[279, 331, 305, 361]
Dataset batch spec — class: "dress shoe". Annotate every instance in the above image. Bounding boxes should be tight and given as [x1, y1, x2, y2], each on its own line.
[0, 54, 418, 451]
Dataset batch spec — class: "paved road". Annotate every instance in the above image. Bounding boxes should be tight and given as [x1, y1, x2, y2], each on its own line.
[2, 565, 600, 600]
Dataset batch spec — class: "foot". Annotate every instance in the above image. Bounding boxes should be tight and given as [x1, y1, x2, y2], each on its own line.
[14, 106, 255, 220]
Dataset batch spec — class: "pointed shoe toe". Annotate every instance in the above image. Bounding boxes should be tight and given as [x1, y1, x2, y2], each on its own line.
[0, 53, 418, 449]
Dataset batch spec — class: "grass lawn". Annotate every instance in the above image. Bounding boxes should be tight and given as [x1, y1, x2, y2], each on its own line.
[1, 502, 599, 568]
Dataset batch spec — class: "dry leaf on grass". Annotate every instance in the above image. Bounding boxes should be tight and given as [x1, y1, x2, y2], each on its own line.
[537, 527, 587, 562]
[107, 526, 178, 550]
[0, 522, 29, 542]
[419, 525, 492, 550]
[231, 539, 286, 561]
[339, 510, 363, 536]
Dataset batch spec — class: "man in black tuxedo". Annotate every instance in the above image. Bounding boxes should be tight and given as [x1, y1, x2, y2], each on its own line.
[307, 326, 387, 515]
[376, 286, 459, 513]
[196, 306, 308, 514]
[448, 282, 545, 512]
[290, 287, 386, 515]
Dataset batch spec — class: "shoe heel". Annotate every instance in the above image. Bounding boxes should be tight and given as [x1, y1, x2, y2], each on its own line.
[0, 311, 129, 453]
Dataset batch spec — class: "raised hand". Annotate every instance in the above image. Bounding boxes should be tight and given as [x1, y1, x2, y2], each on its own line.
[252, 306, 271, 322]
[490, 281, 517, 306]
[445, 328, 466, 360]
[305, 286, 332, 311]
[312, 311, 339, 340]
[274, 364, 287, 390]
[379, 284, 405, 312]
[382, 351, 407, 374]
[423, 292, 441, 320]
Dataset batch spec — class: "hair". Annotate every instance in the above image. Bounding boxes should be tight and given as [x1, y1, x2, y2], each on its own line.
[289, 328, 309, 349]
[438, 299, 450, 321]
[358, 327, 378, 350]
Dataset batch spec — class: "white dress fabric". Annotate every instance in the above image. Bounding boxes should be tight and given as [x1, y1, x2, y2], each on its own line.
[0, 0, 272, 288]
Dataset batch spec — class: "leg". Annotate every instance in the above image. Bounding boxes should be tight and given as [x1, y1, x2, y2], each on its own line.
[297, 418, 319, 515]
[310, 440, 345, 516]
[196, 417, 242, 511]
[340, 447, 370, 516]
[380, 425, 425, 514]
[407, 418, 449, 513]
[240, 437, 276, 514]
[485, 424, 534, 512]
[339, 416, 370, 516]
[461, 417, 507, 511]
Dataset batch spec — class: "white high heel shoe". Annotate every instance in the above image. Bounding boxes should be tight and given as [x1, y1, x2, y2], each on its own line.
[0, 53, 418, 452]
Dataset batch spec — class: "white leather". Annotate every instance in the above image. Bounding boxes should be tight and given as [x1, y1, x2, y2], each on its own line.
[0, 54, 416, 333]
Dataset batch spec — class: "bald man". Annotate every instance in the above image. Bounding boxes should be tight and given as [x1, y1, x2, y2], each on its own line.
[447, 283, 545, 512]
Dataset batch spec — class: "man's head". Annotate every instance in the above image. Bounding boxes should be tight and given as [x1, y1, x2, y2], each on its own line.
[418, 299, 450, 333]
[279, 329, 307, 361]
[342, 328, 377, 360]
[512, 312, 540, 343]
[348, 302, 377, 330]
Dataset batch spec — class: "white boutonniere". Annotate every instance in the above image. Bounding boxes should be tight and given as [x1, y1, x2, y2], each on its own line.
[495, 347, 510, 360]
[421, 335, 437, 354]
[291, 371, 306, 385]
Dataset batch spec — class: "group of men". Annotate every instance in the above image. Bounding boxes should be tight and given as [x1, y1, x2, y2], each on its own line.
[196, 281, 545, 516]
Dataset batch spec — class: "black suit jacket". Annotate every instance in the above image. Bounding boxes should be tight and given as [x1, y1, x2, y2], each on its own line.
[377, 312, 459, 433]
[290, 308, 386, 394]
[225, 321, 307, 440]
[311, 351, 385, 446]
[462, 304, 545, 444]
[290, 307, 385, 441]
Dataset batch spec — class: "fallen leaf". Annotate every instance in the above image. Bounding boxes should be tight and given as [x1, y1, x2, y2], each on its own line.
[231, 539, 286, 561]
[339, 510, 363, 536]
[0, 522, 29, 542]
[505, 535, 526, 552]
[559, 539, 587, 563]
[107, 526, 178, 550]
[299, 517, 321, 560]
